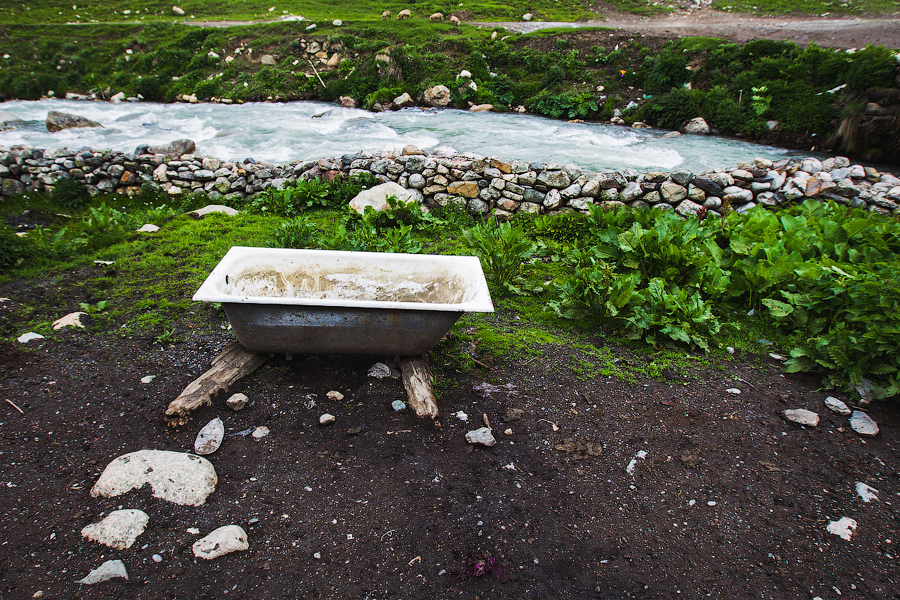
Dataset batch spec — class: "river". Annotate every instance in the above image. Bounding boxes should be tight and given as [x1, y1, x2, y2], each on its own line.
[0, 99, 807, 172]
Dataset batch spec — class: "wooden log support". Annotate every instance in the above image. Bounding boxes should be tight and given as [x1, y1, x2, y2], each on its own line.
[399, 355, 439, 420]
[165, 341, 268, 425]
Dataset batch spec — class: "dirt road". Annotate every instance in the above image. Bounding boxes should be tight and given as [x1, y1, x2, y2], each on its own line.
[484, 11, 900, 50]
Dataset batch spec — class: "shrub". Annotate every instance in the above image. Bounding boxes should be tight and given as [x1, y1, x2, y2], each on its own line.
[462, 217, 536, 293]
[268, 217, 319, 249]
[0, 222, 27, 270]
[51, 177, 91, 209]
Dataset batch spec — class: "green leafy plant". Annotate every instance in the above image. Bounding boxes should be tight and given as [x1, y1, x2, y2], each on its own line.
[51, 177, 91, 209]
[268, 217, 319, 249]
[750, 86, 772, 117]
[462, 217, 536, 293]
[78, 300, 108, 313]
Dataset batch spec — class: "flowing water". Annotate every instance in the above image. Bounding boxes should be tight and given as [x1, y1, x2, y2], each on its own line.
[0, 99, 809, 173]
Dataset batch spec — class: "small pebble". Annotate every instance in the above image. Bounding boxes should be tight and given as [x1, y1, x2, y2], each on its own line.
[465, 427, 496, 447]
[827, 516, 857, 541]
[16, 331, 44, 344]
[391, 400, 406, 412]
[824, 396, 851, 415]
[313, 552, 321, 559]
[725, 388, 741, 395]
[319, 413, 336, 426]
[251, 426, 269, 439]
[850, 411, 879, 437]
[504, 428, 513, 435]
[726, 347, 735, 354]
[326, 391, 344, 401]
[784, 408, 820, 427]
[152, 554, 162, 563]
[455, 411, 468, 422]
[707, 501, 717, 506]
[140, 375, 156, 384]
[226, 393, 250, 411]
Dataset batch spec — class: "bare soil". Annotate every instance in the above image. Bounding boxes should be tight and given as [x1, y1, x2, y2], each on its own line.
[486, 6, 900, 50]
[0, 294, 898, 598]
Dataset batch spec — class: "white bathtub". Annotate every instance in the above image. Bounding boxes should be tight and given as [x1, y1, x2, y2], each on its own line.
[192, 247, 494, 355]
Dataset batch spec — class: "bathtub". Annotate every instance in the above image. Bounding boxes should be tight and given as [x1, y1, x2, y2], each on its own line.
[192, 247, 494, 355]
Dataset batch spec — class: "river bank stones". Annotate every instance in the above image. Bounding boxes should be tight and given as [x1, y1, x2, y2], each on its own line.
[2, 142, 898, 220]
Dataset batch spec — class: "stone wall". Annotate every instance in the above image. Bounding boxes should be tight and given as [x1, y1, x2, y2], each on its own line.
[2, 145, 899, 217]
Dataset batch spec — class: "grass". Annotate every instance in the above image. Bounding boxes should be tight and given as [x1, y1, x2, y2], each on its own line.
[713, 0, 900, 15]
[0, 0, 597, 25]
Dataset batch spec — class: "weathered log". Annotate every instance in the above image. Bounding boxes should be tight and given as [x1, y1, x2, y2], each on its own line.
[165, 341, 267, 424]
[399, 355, 438, 420]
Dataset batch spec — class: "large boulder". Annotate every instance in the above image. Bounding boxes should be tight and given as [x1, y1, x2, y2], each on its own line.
[423, 85, 451, 107]
[681, 117, 710, 135]
[46, 111, 103, 133]
[145, 139, 196, 156]
[349, 182, 416, 214]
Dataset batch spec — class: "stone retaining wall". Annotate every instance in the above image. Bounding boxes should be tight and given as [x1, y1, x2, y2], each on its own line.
[2, 145, 899, 217]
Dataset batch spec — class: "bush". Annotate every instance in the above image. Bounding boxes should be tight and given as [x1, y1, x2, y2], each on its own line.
[0, 222, 27, 270]
[51, 177, 91, 209]
[646, 87, 704, 130]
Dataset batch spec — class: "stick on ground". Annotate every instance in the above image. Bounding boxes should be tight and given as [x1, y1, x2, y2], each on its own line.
[399, 355, 439, 420]
[165, 341, 268, 425]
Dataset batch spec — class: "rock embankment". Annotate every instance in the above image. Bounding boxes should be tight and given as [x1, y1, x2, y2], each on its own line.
[1, 145, 899, 217]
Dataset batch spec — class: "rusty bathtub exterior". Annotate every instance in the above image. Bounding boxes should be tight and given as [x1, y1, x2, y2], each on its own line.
[192, 247, 494, 355]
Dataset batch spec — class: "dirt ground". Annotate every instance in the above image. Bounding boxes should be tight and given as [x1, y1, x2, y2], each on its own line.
[486, 6, 900, 50]
[0, 292, 897, 599]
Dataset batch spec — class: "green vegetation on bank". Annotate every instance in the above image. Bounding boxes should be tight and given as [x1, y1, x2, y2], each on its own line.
[0, 0, 598, 26]
[3, 180, 900, 401]
[713, 0, 900, 16]
[0, 20, 897, 160]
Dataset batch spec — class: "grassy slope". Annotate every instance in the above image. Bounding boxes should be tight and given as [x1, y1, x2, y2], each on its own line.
[1, 0, 897, 26]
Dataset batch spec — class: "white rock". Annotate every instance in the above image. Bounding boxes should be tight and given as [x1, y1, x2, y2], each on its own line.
[319, 413, 336, 426]
[226, 393, 249, 411]
[522, 13, 533, 20]
[332, 19, 342, 26]
[349, 182, 416, 214]
[91, 450, 217, 506]
[626, 450, 648, 475]
[824, 396, 851, 415]
[367, 362, 391, 379]
[465, 427, 496, 447]
[194, 417, 224, 455]
[136, 224, 159, 233]
[457, 69, 472, 79]
[251, 426, 270, 439]
[172, 6, 185, 16]
[326, 390, 344, 401]
[682, 117, 710, 135]
[856, 482, 879, 503]
[76, 559, 128, 584]
[51, 312, 87, 331]
[725, 388, 741, 395]
[189, 204, 238, 217]
[81, 509, 149, 550]
[826, 516, 857, 541]
[784, 408, 820, 427]
[16, 332, 44, 343]
[455, 411, 468, 422]
[850, 411, 879, 436]
[140, 375, 156, 384]
[192, 525, 249, 559]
